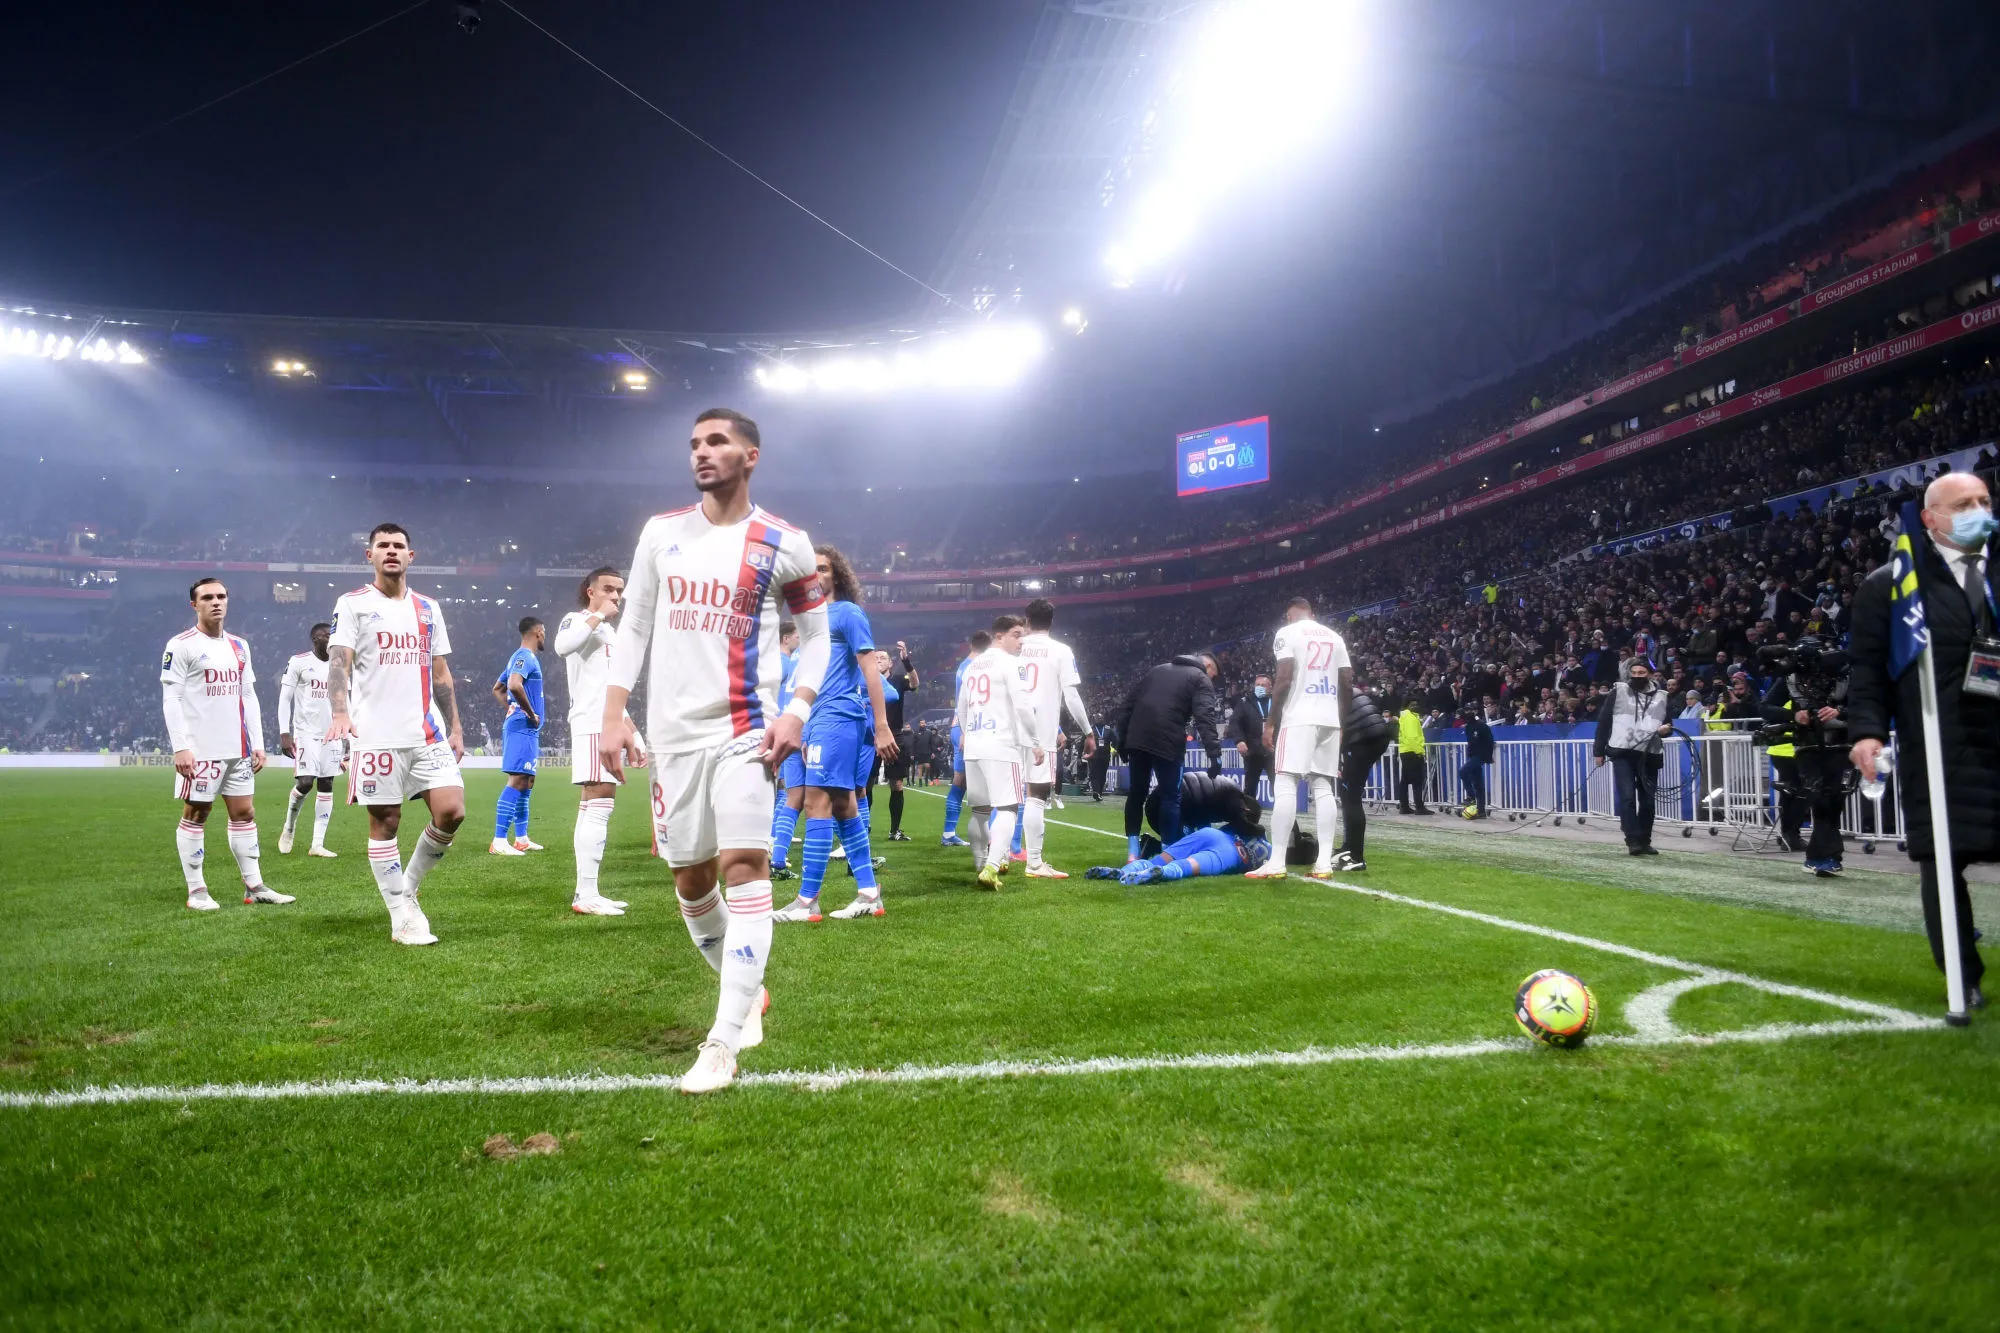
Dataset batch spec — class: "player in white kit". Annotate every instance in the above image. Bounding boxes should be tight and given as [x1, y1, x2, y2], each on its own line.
[1246, 597, 1352, 879]
[162, 578, 293, 911]
[277, 622, 342, 858]
[325, 523, 468, 946]
[956, 613, 1050, 891]
[1018, 598, 1094, 878]
[599, 408, 830, 1094]
[555, 565, 646, 917]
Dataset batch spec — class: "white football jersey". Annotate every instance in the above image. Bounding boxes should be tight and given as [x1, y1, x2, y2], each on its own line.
[1018, 630, 1085, 741]
[609, 504, 824, 754]
[279, 652, 332, 740]
[956, 647, 1045, 762]
[328, 584, 454, 748]
[1272, 617, 1351, 728]
[556, 610, 617, 733]
[160, 627, 263, 759]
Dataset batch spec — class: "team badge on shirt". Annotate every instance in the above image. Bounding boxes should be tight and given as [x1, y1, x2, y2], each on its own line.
[745, 542, 777, 572]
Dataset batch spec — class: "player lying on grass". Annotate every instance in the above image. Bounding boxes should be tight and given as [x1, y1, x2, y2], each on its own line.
[1086, 826, 1273, 885]
[1138, 771, 1265, 858]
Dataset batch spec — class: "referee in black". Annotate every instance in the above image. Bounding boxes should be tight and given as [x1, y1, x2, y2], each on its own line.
[877, 644, 918, 841]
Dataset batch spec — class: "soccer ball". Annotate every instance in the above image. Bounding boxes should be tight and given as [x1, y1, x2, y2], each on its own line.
[1514, 969, 1596, 1048]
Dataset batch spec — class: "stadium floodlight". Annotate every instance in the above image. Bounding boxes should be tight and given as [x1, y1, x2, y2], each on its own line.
[622, 371, 650, 389]
[1061, 307, 1088, 333]
[752, 322, 1046, 395]
[3, 326, 143, 365]
[272, 359, 313, 377]
[1104, 0, 1372, 286]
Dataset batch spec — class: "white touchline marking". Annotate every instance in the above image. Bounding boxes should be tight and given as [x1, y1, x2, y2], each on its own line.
[915, 788, 1937, 1028]
[0, 1017, 1946, 1110]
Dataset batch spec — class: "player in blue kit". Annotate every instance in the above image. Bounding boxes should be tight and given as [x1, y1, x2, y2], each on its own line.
[775, 546, 896, 922]
[768, 623, 807, 879]
[489, 617, 546, 855]
[1084, 826, 1273, 885]
[940, 633, 983, 847]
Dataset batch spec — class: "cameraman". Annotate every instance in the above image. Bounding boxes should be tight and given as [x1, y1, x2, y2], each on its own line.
[1331, 690, 1396, 872]
[1759, 641, 1850, 875]
[1593, 660, 1674, 855]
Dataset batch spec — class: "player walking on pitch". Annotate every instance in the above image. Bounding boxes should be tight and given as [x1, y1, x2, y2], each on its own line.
[489, 617, 547, 855]
[956, 614, 1049, 891]
[324, 523, 468, 946]
[1246, 597, 1351, 879]
[162, 577, 292, 910]
[598, 408, 829, 1094]
[277, 621, 342, 858]
[554, 567, 644, 915]
[1018, 598, 1094, 878]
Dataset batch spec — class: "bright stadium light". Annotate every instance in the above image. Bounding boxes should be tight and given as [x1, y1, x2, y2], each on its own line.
[1105, 0, 1373, 286]
[622, 371, 650, 389]
[1061, 307, 1088, 333]
[3, 326, 144, 365]
[753, 322, 1046, 396]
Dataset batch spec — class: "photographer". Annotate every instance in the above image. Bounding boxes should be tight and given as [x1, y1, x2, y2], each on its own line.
[1593, 660, 1674, 856]
[1331, 690, 1395, 872]
[1759, 639, 1851, 875]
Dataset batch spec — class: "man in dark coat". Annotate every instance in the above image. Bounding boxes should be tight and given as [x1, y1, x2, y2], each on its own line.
[1849, 474, 2000, 1010]
[1460, 702, 1496, 818]
[1227, 674, 1275, 808]
[1110, 653, 1223, 860]
[1331, 691, 1395, 871]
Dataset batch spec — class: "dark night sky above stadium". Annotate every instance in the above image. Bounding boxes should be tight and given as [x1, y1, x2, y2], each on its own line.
[1, 1, 1040, 332]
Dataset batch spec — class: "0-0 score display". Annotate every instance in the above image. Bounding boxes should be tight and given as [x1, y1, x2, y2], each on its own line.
[1176, 415, 1271, 497]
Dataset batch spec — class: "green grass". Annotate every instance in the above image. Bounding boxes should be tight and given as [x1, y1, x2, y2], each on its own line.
[3, 770, 1997, 1329]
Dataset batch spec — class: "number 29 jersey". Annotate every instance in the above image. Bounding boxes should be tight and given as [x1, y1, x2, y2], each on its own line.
[955, 647, 1044, 762]
[1272, 618, 1350, 728]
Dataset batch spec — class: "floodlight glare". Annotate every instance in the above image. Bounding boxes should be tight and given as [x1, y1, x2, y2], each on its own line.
[622, 371, 649, 388]
[751, 322, 1047, 395]
[3, 326, 143, 366]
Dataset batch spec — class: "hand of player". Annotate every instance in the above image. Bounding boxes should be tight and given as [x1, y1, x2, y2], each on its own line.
[1031, 747, 1046, 766]
[250, 749, 267, 773]
[599, 723, 631, 784]
[1261, 721, 1275, 749]
[325, 714, 356, 745]
[761, 713, 805, 775]
[875, 729, 900, 762]
[448, 728, 465, 762]
[1851, 737, 1883, 781]
[525, 710, 541, 731]
[279, 733, 295, 758]
[173, 749, 196, 779]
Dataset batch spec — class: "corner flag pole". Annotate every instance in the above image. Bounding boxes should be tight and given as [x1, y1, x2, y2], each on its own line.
[1915, 642, 1970, 1025]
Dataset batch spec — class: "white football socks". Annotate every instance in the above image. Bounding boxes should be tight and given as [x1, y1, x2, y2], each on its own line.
[1310, 776, 1338, 860]
[987, 807, 1019, 871]
[1266, 776, 1300, 866]
[367, 838, 404, 911]
[227, 818, 263, 888]
[283, 787, 306, 837]
[311, 792, 333, 851]
[574, 797, 614, 899]
[968, 807, 991, 867]
[1024, 796, 1048, 867]
[401, 825, 453, 899]
[711, 880, 774, 1052]
[680, 887, 727, 972]
[175, 817, 207, 892]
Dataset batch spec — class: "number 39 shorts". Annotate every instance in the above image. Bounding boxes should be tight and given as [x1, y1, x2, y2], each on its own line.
[649, 731, 774, 868]
[347, 742, 465, 806]
[174, 757, 258, 803]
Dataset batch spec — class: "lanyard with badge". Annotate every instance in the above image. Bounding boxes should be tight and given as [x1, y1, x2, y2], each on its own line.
[1963, 541, 2000, 700]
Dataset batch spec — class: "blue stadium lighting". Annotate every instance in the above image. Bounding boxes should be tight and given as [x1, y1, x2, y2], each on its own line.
[1105, 0, 1372, 288]
[753, 322, 1047, 395]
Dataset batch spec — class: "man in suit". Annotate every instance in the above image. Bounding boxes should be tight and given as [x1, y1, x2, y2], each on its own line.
[1849, 472, 2000, 1012]
[1109, 653, 1224, 861]
[1228, 673, 1275, 809]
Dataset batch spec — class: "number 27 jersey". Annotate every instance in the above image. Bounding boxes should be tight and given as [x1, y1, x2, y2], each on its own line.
[1273, 619, 1350, 728]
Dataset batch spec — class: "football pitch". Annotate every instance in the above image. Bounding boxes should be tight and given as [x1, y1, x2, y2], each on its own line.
[3, 770, 1996, 1329]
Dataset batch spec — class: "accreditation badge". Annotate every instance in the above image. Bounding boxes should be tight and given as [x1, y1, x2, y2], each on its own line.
[1964, 636, 2000, 701]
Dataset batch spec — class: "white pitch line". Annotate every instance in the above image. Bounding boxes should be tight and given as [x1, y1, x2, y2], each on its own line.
[918, 788, 1934, 1026]
[0, 1017, 1944, 1110]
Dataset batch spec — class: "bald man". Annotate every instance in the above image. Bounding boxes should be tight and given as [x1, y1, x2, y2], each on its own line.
[1849, 471, 2000, 1014]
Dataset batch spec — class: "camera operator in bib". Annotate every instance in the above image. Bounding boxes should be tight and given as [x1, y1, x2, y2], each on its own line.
[1758, 637, 1852, 875]
[1593, 660, 1675, 855]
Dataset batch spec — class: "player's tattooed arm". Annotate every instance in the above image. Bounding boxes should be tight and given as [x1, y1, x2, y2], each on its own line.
[324, 646, 355, 743]
[432, 655, 465, 760]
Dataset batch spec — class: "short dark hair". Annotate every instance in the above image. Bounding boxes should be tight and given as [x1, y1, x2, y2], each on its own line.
[310, 622, 332, 635]
[519, 617, 544, 636]
[1025, 598, 1055, 630]
[969, 630, 993, 652]
[991, 613, 1026, 634]
[189, 576, 224, 601]
[578, 566, 622, 607]
[694, 407, 760, 448]
[368, 522, 410, 546]
[1287, 596, 1312, 614]
[780, 621, 798, 640]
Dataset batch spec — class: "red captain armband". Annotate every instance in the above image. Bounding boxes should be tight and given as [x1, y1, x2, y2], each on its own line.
[782, 577, 826, 614]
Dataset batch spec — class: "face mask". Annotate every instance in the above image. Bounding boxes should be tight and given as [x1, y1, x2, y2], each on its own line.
[1630, 675, 1653, 691]
[1253, 686, 1268, 700]
[1946, 506, 1997, 547]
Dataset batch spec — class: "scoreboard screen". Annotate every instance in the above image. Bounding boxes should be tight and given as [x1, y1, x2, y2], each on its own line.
[1175, 415, 1270, 497]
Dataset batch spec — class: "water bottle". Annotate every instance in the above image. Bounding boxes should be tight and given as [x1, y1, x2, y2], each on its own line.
[1860, 746, 1894, 802]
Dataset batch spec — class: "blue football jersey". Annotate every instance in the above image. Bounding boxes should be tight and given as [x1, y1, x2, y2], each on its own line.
[498, 647, 543, 725]
[778, 647, 799, 710]
[817, 600, 875, 719]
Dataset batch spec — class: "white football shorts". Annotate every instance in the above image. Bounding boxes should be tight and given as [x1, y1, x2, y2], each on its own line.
[966, 755, 1024, 809]
[174, 757, 257, 803]
[347, 742, 464, 807]
[570, 734, 625, 787]
[649, 731, 773, 867]
[293, 735, 346, 780]
[1022, 745, 1056, 785]
[1273, 724, 1342, 779]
